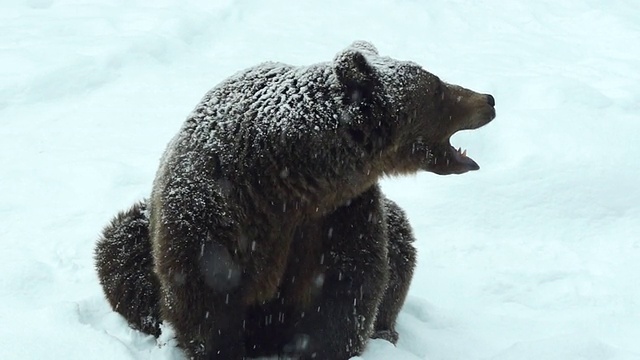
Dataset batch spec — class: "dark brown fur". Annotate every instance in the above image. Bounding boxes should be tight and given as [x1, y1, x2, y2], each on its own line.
[96, 194, 415, 358]
[95, 40, 495, 359]
[94, 201, 161, 337]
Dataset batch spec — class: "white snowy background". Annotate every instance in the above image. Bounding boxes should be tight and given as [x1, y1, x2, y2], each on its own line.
[1, 0, 639, 359]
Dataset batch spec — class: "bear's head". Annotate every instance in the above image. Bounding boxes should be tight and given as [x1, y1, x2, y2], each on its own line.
[334, 41, 496, 176]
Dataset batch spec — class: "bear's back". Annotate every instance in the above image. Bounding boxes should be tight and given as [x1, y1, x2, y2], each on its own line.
[157, 61, 354, 184]
[191, 62, 343, 147]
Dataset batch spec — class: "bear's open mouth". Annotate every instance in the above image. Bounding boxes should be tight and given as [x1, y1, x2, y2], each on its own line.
[434, 103, 495, 175]
[425, 96, 495, 175]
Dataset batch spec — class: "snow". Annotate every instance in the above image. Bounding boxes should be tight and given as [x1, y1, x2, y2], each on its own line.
[1, 0, 639, 359]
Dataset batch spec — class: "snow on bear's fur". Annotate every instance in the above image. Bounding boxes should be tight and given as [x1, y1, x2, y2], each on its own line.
[95, 40, 495, 360]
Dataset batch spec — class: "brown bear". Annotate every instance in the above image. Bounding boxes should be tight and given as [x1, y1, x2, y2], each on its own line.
[95, 40, 495, 360]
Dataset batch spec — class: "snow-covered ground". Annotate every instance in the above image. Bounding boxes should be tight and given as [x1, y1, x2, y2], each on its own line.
[2, 0, 639, 359]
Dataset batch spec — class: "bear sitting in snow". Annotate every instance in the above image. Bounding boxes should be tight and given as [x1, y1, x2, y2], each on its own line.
[95, 41, 495, 359]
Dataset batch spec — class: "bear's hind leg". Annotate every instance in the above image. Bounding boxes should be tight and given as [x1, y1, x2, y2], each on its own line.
[94, 200, 162, 337]
[372, 198, 417, 344]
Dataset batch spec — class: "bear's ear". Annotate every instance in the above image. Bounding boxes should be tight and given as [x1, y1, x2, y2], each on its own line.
[349, 40, 379, 55]
[334, 47, 376, 95]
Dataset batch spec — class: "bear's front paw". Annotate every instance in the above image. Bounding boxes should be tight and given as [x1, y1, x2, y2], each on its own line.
[282, 333, 311, 356]
[371, 329, 399, 345]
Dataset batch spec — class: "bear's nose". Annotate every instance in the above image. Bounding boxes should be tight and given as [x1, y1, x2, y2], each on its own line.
[486, 94, 495, 107]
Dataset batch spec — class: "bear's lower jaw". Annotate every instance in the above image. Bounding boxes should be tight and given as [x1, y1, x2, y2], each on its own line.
[424, 143, 480, 175]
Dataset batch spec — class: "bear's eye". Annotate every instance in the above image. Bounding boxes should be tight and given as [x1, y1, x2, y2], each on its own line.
[435, 82, 444, 96]
[432, 81, 444, 101]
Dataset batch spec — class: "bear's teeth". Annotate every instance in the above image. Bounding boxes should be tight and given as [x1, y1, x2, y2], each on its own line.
[462, 149, 467, 157]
